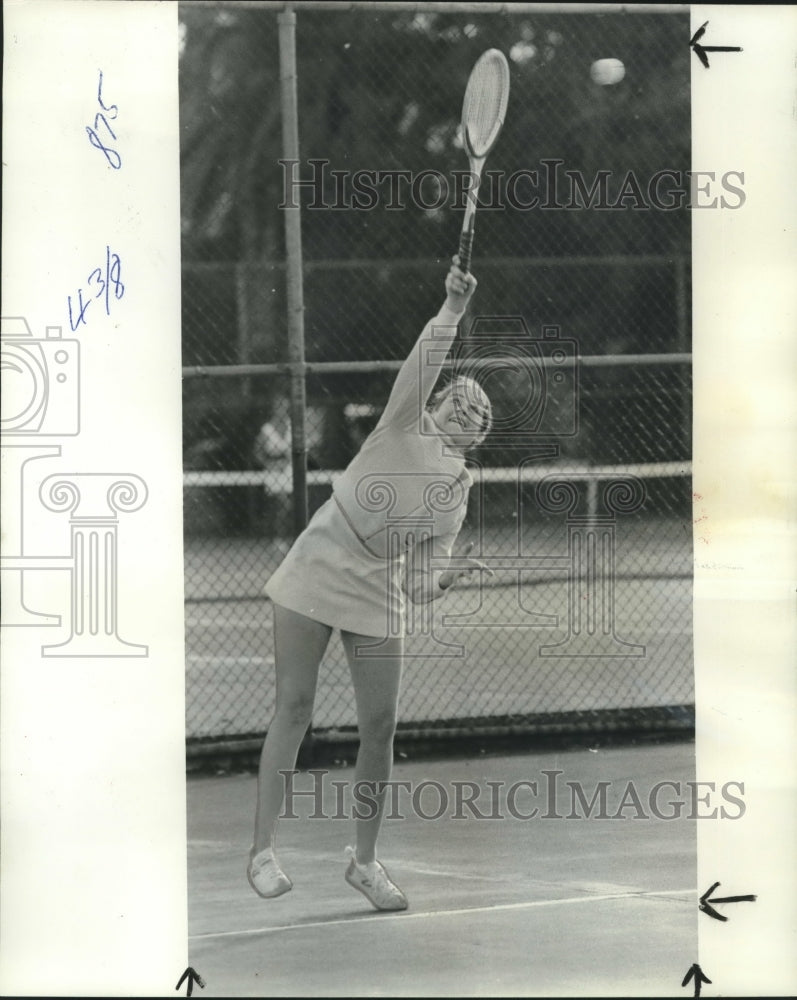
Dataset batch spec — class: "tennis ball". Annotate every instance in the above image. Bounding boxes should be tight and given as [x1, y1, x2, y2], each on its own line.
[590, 58, 625, 86]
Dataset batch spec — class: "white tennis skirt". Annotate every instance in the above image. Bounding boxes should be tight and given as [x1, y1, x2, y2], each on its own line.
[264, 496, 405, 638]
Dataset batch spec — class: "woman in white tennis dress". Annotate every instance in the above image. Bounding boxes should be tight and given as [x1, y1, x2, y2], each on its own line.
[248, 259, 492, 911]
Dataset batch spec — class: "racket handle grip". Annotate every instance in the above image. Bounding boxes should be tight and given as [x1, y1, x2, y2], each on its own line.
[458, 228, 475, 275]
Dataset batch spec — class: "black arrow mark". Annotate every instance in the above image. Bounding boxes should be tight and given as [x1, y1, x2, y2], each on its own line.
[682, 963, 712, 997]
[176, 967, 206, 997]
[690, 21, 743, 68]
[699, 880, 757, 921]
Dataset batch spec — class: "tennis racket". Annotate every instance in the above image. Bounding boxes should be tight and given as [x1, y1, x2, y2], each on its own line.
[457, 49, 510, 274]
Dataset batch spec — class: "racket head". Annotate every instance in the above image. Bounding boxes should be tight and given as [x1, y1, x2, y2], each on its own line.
[461, 48, 510, 160]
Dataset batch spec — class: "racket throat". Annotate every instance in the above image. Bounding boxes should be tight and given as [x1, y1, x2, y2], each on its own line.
[462, 160, 485, 215]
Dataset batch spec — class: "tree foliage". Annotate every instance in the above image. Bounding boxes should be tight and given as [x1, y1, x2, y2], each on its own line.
[179, 7, 691, 263]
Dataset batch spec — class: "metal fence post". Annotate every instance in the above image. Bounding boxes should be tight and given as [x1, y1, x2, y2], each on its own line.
[278, 3, 316, 764]
[278, 3, 308, 537]
[675, 254, 691, 460]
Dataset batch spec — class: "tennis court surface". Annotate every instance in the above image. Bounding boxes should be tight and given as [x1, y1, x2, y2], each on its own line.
[188, 739, 696, 996]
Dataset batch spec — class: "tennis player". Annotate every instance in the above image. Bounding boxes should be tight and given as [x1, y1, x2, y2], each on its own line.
[248, 257, 492, 911]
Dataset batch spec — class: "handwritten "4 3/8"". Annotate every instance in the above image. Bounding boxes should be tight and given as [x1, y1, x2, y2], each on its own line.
[68, 247, 125, 331]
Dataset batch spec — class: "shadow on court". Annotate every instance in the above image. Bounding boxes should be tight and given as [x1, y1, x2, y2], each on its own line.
[187, 739, 697, 996]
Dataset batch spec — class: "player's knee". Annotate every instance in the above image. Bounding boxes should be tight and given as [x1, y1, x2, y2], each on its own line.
[276, 694, 315, 730]
[359, 709, 398, 746]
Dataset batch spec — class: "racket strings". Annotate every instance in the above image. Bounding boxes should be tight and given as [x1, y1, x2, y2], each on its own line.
[462, 56, 509, 157]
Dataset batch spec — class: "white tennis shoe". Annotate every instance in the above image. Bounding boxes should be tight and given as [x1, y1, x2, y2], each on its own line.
[247, 848, 292, 899]
[344, 846, 408, 911]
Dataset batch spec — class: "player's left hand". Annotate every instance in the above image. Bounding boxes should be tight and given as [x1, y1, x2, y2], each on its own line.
[440, 541, 493, 590]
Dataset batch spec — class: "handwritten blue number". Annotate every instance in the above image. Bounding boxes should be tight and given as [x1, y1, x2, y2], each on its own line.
[67, 289, 90, 331]
[108, 252, 125, 302]
[86, 124, 121, 169]
[88, 70, 121, 168]
[88, 266, 107, 313]
[94, 113, 117, 141]
[69, 251, 124, 328]
[97, 70, 118, 118]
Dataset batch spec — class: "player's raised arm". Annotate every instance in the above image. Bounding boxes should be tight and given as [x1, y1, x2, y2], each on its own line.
[377, 259, 477, 431]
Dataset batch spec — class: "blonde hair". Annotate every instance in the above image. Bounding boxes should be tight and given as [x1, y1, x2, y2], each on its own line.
[428, 376, 493, 447]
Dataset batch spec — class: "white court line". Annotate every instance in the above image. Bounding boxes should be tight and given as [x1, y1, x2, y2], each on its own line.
[186, 656, 274, 666]
[189, 887, 696, 942]
[185, 618, 273, 628]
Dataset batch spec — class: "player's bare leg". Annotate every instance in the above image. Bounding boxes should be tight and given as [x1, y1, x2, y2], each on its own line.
[249, 604, 331, 897]
[341, 631, 408, 910]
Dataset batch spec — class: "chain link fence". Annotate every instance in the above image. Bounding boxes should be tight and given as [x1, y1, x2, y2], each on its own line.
[180, 3, 694, 754]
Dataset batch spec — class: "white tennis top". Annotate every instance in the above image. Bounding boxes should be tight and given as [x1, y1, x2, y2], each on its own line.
[332, 302, 472, 561]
